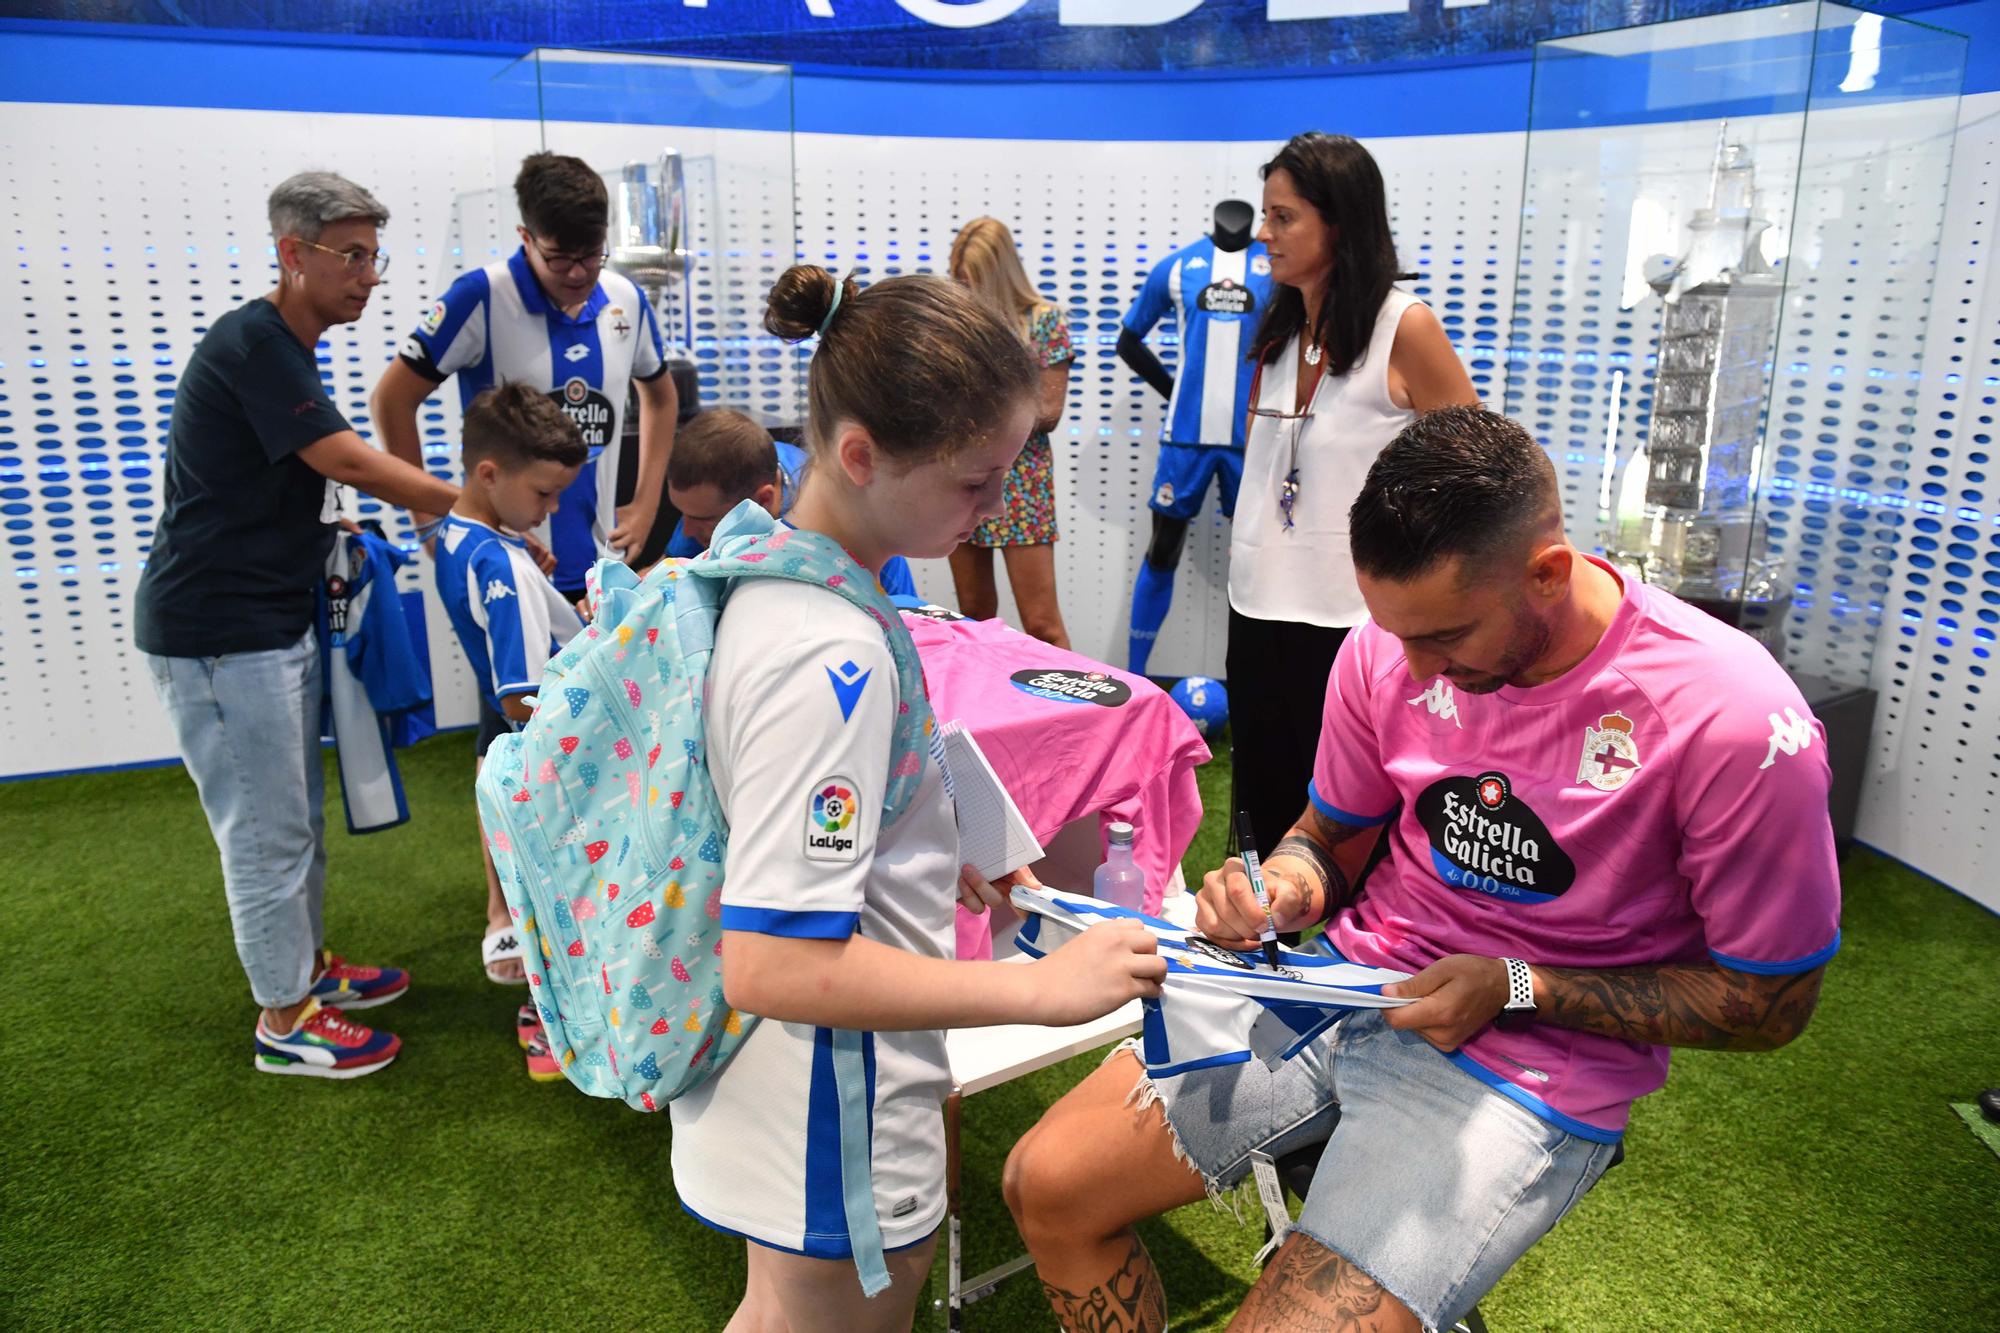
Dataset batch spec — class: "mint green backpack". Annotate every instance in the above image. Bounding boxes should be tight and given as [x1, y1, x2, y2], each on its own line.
[474, 500, 934, 1293]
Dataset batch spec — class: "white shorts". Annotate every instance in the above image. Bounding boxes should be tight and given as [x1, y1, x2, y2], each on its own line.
[670, 1016, 950, 1258]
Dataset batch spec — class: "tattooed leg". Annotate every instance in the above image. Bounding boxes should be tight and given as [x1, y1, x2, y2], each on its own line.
[1229, 1232, 1420, 1333]
[1039, 1231, 1168, 1333]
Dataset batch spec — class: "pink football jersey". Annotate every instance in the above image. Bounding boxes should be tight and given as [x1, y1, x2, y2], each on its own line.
[1312, 560, 1841, 1139]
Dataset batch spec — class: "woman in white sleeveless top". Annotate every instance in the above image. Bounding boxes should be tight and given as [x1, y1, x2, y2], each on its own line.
[1228, 132, 1479, 857]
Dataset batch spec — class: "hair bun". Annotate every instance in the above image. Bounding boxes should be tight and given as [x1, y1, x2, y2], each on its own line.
[765, 265, 856, 344]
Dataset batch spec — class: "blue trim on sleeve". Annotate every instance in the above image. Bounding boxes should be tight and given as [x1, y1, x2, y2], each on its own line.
[1710, 931, 1841, 976]
[719, 906, 860, 940]
[1305, 780, 1396, 829]
[1442, 1051, 1625, 1145]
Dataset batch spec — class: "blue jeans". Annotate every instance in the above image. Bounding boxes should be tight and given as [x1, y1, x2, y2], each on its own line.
[146, 629, 326, 1009]
[1144, 1009, 1619, 1330]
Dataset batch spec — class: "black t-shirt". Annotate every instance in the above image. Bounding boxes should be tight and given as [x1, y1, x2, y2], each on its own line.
[134, 299, 351, 657]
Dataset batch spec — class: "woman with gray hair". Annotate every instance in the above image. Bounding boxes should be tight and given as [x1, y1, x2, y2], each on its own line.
[135, 170, 460, 1079]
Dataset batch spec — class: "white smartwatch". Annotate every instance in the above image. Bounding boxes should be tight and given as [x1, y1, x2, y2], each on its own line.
[1499, 957, 1537, 1015]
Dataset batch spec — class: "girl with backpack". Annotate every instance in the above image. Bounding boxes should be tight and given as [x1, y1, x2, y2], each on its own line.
[670, 266, 1169, 1331]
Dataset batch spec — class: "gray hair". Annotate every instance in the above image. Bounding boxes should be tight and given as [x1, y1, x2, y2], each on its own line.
[267, 171, 390, 242]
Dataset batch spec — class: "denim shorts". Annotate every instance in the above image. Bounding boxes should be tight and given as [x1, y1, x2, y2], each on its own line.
[1140, 1009, 1619, 1330]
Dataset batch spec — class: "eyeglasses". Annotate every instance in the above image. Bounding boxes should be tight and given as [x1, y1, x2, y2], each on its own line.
[293, 239, 390, 277]
[527, 238, 609, 276]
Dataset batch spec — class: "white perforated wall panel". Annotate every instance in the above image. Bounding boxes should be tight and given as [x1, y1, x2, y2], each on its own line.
[0, 102, 793, 776]
[1856, 90, 2000, 912]
[792, 130, 1518, 680]
[4, 92, 1994, 911]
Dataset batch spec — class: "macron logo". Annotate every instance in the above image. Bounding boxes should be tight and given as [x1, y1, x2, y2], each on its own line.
[1758, 707, 1815, 770]
[482, 579, 515, 605]
[1407, 679, 1463, 728]
[825, 659, 871, 724]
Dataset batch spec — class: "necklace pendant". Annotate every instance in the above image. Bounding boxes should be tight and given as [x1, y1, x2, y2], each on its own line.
[1303, 342, 1322, 367]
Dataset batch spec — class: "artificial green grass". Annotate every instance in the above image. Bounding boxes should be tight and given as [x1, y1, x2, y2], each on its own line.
[2, 731, 1996, 1330]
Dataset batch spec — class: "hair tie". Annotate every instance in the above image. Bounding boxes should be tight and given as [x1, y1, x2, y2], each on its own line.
[817, 282, 844, 339]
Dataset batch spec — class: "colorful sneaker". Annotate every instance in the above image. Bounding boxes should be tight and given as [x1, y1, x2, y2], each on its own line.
[523, 1025, 563, 1083]
[308, 948, 409, 1011]
[517, 1003, 541, 1050]
[254, 999, 400, 1079]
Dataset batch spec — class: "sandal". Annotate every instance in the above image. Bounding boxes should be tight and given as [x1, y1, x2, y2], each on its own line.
[482, 925, 528, 985]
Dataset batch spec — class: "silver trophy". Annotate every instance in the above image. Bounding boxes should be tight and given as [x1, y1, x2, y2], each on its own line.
[606, 150, 693, 354]
[1609, 128, 1790, 658]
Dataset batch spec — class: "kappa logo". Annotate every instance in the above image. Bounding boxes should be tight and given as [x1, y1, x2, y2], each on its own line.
[1758, 707, 1816, 770]
[563, 343, 591, 363]
[1406, 679, 1463, 728]
[1186, 255, 1209, 270]
[482, 578, 515, 605]
[824, 659, 872, 724]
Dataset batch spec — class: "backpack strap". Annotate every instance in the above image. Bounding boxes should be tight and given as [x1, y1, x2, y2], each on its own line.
[685, 501, 935, 826]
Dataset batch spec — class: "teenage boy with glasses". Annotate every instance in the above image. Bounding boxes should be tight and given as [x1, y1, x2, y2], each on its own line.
[369, 151, 678, 988]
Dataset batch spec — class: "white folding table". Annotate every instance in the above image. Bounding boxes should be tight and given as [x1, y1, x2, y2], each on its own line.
[937, 893, 1197, 1329]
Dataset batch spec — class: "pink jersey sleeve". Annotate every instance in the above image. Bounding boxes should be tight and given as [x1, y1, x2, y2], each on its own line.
[1308, 627, 1399, 829]
[1675, 689, 1842, 973]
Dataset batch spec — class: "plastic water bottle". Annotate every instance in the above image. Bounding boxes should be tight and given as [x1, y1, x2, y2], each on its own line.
[1093, 821, 1147, 913]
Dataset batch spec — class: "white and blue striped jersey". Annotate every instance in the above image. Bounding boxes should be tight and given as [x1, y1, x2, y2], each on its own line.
[431, 514, 584, 712]
[400, 249, 667, 555]
[671, 579, 959, 1259]
[1123, 238, 1274, 449]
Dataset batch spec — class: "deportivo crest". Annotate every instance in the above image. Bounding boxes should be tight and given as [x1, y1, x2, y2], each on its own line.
[1576, 711, 1641, 792]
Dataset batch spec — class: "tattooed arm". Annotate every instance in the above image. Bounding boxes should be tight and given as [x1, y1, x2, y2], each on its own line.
[1530, 960, 1825, 1052]
[1383, 954, 1827, 1054]
[1195, 804, 1382, 948]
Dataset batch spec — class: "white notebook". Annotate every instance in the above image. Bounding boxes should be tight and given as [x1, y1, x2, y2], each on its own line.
[939, 721, 1044, 881]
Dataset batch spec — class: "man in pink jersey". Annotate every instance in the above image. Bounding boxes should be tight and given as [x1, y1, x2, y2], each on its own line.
[1005, 405, 1839, 1332]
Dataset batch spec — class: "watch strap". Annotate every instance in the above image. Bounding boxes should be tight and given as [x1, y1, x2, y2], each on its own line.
[1500, 957, 1536, 1013]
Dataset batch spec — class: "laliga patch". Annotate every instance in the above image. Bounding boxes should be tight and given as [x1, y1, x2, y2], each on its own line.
[420, 298, 447, 334]
[1009, 668, 1131, 708]
[804, 776, 862, 863]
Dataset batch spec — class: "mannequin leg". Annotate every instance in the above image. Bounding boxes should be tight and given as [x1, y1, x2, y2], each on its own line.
[1128, 514, 1189, 676]
[949, 542, 999, 621]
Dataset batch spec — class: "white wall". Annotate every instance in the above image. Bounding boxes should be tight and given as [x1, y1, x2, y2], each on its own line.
[2, 88, 1994, 912]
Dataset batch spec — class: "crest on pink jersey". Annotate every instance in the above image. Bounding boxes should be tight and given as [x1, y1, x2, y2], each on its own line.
[1576, 712, 1642, 792]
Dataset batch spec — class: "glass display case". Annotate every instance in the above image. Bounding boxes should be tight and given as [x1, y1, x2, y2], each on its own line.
[451, 49, 801, 425]
[1505, 2, 1966, 687]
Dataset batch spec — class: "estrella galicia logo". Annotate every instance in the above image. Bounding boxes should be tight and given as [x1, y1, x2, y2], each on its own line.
[1415, 773, 1574, 905]
[1009, 668, 1131, 708]
[549, 377, 614, 451]
[1195, 279, 1256, 319]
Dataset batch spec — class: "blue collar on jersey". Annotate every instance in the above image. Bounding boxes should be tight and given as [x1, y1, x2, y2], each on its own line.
[444, 511, 527, 549]
[507, 246, 610, 325]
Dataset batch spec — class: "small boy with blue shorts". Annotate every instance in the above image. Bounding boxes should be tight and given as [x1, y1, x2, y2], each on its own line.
[432, 383, 588, 1076]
